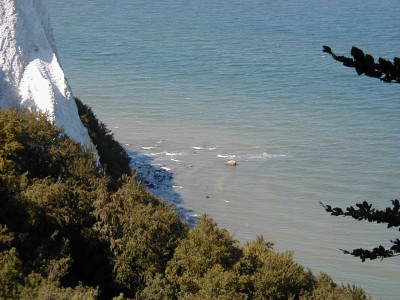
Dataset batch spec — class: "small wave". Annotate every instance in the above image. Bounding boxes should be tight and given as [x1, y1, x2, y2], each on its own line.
[148, 151, 184, 157]
[248, 152, 286, 159]
[171, 158, 181, 163]
[192, 146, 216, 151]
[217, 154, 237, 159]
[173, 185, 183, 189]
[165, 152, 183, 156]
[141, 146, 155, 150]
[160, 166, 171, 171]
[149, 152, 165, 156]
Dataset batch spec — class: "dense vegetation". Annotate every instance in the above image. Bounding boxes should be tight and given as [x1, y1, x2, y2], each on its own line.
[0, 107, 370, 299]
[74, 97, 132, 189]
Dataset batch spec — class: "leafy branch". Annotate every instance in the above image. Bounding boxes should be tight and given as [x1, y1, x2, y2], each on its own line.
[322, 45, 400, 83]
[320, 200, 400, 261]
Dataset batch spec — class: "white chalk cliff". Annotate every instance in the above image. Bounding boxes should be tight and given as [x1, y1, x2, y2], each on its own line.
[0, 0, 94, 149]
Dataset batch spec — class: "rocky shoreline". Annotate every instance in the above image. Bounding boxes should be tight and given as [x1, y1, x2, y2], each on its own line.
[127, 149, 197, 226]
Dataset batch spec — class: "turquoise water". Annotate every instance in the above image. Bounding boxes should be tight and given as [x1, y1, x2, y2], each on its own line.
[44, 0, 400, 298]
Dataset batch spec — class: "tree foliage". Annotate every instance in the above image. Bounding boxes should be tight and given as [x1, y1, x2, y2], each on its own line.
[102, 176, 187, 296]
[239, 239, 313, 300]
[301, 273, 370, 300]
[75, 97, 131, 188]
[165, 215, 243, 297]
[322, 45, 399, 262]
[0, 107, 369, 299]
[321, 200, 400, 261]
[322, 45, 400, 83]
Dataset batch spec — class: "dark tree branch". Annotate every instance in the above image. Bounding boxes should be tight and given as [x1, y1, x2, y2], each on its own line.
[323, 45, 400, 83]
[320, 200, 400, 261]
[321, 45, 399, 262]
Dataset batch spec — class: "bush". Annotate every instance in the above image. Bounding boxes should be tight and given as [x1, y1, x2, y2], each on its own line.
[99, 176, 187, 296]
[166, 215, 242, 297]
[75, 97, 131, 187]
[0, 109, 109, 297]
[301, 272, 370, 300]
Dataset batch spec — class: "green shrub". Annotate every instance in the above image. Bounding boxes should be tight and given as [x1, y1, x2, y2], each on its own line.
[100, 176, 187, 295]
[0, 247, 24, 299]
[140, 273, 177, 300]
[196, 264, 248, 300]
[75, 97, 131, 187]
[166, 215, 242, 297]
[300, 272, 370, 300]
[235, 237, 313, 300]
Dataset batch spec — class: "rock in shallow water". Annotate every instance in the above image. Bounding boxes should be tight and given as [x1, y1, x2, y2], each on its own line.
[225, 160, 237, 166]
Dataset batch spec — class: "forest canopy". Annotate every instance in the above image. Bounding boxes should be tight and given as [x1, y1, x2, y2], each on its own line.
[0, 107, 370, 299]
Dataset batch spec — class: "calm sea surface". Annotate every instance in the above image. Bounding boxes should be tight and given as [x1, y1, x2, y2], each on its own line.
[43, 0, 400, 298]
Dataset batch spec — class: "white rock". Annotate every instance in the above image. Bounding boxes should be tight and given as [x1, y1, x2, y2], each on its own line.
[0, 0, 95, 150]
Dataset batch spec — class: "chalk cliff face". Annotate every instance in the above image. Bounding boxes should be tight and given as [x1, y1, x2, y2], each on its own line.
[0, 0, 94, 149]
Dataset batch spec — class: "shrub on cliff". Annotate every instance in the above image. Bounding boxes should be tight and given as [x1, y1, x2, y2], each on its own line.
[0, 108, 186, 299]
[0, 109, 106, 298]
[75, 97, 131, 187]
[94, 175, 187, 295]
[165, 215, 243, 297]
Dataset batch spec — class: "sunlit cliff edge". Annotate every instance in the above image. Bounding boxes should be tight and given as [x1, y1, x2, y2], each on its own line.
[0, 0, 94, 149]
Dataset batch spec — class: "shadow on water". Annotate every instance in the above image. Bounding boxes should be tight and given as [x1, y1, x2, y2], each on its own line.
[125, 149, 197, 226]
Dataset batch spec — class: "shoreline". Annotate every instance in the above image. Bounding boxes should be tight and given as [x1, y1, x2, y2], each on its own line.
[127, 149, 197, 226]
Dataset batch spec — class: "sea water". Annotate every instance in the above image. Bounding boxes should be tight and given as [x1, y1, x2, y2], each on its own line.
[43, 0, 400, 298]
